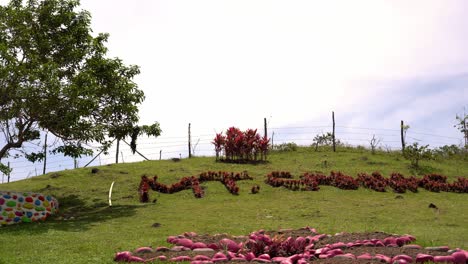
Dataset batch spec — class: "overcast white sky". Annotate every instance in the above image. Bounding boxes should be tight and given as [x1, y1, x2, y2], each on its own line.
[2, 0, 468, 181]
[77, 0, 467, 133]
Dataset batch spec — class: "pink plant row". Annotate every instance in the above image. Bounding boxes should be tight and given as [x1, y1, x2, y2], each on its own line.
[114, 227, 468, 263]
[266, 171, 468, 193]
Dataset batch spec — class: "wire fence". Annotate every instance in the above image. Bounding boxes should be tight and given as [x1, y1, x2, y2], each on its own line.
[1, 122, 464, 183]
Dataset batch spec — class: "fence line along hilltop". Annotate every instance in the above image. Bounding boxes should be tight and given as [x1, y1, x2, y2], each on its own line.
[1, 116, 465, 183]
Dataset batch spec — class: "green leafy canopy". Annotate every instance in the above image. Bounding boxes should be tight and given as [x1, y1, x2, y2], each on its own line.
[0, 0, 155, 167]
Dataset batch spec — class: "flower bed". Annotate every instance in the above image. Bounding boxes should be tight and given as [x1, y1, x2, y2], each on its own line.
[114, 227, 468, 263]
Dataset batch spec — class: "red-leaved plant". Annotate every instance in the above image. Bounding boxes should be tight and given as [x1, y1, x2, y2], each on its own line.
[213, 127, 270, 163]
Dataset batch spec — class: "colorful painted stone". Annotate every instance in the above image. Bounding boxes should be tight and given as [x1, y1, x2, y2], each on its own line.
[0, 191, 59, 226]
[23, 203, 34, 209]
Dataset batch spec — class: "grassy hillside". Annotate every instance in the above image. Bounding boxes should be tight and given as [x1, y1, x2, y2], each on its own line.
[0, 146, 467, 263]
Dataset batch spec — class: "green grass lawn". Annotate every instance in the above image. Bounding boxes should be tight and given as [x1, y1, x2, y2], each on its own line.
[0, 147, 467, 263]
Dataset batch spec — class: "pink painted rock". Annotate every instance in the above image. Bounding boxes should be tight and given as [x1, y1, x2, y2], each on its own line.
[374, 254, 392, 263]
[184, 231, 197, 237]
[170, 256, 191, 262]
[219, 238, 240, 252]
[156, 256, 167, 261]
[357, 253, 372, 260]
[375, 241, 385, 247]
[295, 237, 307, 249]
[252, 258, 272, 263]
[212, 252, 227, 259]
[416, 253, 434, 263]
[396, 236, 411, 246]
[191, 242, 208, 249]
[134, 247, 152, 253]
[258, 254, 271, 261]
[315, 247, 329, 255]
[319, 254, 331, 259]
[167, 236, 177, 243]
[392, 254, 413, 263]
[297, 258, 308, 264]
[383, 237, 397, 245]
[226, 251, 237, 260]
[127, 256, 145, 262]
[245, 252, 255, 261]
[171, 246, 190, 251]
[114, 251, 132, 262]
[327, 249, 344, 257]
[462, 250, 468, 259]
[287, 254, 301, 262]
[207, 243, 219, 251]
[346, 242, 355, 248]
[330, 242, 347, 249]
[394, 260, 409, 264]
[452, 251, 467, 264]
[272, 257, 288, 262]
[175, 238, 194, 248]
[280, 260, 293, 264]
[155, 246, 171, 252]
[434, 255, 455, 263]
[193, 248, 215, 252]
[194, 255, 212, 261]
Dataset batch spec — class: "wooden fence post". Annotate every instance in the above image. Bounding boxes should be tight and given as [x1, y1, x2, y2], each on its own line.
[271, 131, 274, 149]
[264, 118, 268, 139]
[188, 123, 192, 158]
[7, 161, 10, 183]
[43, 132, 48, 174]
[401, 120, 405, 153]
[332, 111, 336, 152]
[159, 150, 162, 160]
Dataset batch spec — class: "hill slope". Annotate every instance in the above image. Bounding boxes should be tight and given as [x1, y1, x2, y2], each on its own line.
[0, 147, 467, 263]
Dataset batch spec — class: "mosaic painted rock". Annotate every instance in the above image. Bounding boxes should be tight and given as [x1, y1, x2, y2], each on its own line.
[0, 191, 59, 226]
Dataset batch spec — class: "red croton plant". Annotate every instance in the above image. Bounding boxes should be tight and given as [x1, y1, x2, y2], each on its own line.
[266, 171, 468, 194]
[138, 171, 254, 202]
[213, 127, 270, 162]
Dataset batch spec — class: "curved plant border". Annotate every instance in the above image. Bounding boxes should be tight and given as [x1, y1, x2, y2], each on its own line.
[266, 171, 468, 193]
[138, 171, 253, 202]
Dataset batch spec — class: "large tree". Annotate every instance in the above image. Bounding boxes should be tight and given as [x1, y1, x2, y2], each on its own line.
[0, 0, 147, 172]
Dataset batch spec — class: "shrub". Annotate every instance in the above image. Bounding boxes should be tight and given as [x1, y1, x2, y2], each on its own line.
[403, 142, 432, 167]
[213, 127, 270, 162]
[273, 142, 298, 152]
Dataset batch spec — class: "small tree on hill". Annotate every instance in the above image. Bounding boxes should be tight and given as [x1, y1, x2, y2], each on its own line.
[454, 110, 467, 148]
[369, 134, 381, 155]
[403, 142, 432, 168]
